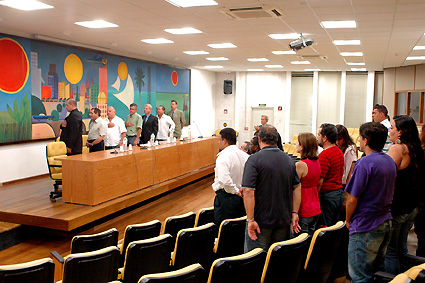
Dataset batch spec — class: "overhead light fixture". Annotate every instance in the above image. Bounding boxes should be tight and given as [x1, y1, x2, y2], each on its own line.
[0, 0, 53, 11]
[340, 52, 363, 56]
[406, 56, 425, 60]
[208, 43, 237, 49]
[333, 40, 360, 45]
[321, 20, 357, 29]
[351, 68, 367, 71]
[141, 38, 174, 44]
[164, 27, 202, 34]
[183, 50, 209, 55]
[268, 33, 299, 40]
[291, 61, 310, 65]
[272, 51, 296, 55]
[205, 65, 223, 69]
[75, 20, 118, 29]
[265, 65, 283, 68]
[347, 62, 365, 65]
[206, 57, 228, 61]
[413, 46, 425, 50]
[165, 0, 218, 8]
[247, 58, 269, 62]
[248, 69, 264, 71]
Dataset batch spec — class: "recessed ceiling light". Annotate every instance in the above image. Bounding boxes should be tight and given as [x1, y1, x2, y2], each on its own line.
[406, 56, 425, 60]
[272, 51, 296, 55]
[247, 69, 264, 71]
[166, 0, 218, 7]
[247, 58, 269, 62]
[321, 21, 357, 29]
[291, 61, 310, 65]
[351, 68, 367, 71]
[413, 46, 425, 50]
[265, 65, 283, 68]
[0, 0, 53, 11]
[268, 33, 299, 40]
[75, 20, 118, 29]
[340, 52, 363, 56]
[141, 38, 174, 44]
[347, 62, 365, 65]
[208, 43, 237, 49]
[183, 51, 209, 55]
[164, 27, 202, 35]
[304, 69, 321, 71]
[333, 40, 361, 45]
[206, 57, 228, 61]
[205, 65, 223, 69]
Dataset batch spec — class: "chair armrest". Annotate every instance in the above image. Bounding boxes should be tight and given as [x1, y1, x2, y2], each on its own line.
[50, 251, 64, 263]
[373, 271, 395, 283]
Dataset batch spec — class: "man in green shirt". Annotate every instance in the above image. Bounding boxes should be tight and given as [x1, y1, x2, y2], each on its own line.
[125, 103, 142, 146]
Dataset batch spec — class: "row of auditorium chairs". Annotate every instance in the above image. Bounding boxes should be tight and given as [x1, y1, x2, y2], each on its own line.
[0, 220, 347, 283]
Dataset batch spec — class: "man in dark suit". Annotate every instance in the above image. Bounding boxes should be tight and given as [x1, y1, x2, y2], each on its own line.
[140, 104, 158, 144]
[60, 98, 83, 155]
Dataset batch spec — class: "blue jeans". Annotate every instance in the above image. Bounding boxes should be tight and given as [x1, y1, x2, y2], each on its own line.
[298, 215, 319, 236]
[348, 219, 392, 283]
[384, 209, 417, 274]
[244, 224, 289, 252]
[319, 189, 344, 227]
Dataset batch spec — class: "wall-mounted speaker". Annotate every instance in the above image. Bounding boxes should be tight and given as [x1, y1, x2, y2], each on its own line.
[224, 80, 233, 94]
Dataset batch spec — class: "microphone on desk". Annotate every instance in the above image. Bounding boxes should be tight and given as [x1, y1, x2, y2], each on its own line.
[192, 120, 203, 138]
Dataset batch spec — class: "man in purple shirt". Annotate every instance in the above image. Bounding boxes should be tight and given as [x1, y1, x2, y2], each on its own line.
[345, 122, 397, 283]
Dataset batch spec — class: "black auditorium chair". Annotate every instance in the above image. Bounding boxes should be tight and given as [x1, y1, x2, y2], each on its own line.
[213, 216, 246, 259]
[207, 248, 267, 283]
[0, 258, 55, 283]
[194, 207, 214, 227]
[118, 234, 174, 283]
[162, 212, 196, 239]
[170, 223, 216, 270]
[118, 220, 162, 267]
[298, 221, 345, 283]
[261, 233, 311, 283]
[138, 263, 207, 283]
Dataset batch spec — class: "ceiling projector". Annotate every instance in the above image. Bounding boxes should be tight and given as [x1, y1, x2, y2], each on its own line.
[289, 34, 314, 52]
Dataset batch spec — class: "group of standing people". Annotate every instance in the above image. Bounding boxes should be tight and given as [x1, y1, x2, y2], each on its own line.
[59, 99, 186, 155]
[212, 104, 425, 283]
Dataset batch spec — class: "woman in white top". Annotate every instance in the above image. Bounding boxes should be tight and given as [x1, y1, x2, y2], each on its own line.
[336, 125, 358, 186]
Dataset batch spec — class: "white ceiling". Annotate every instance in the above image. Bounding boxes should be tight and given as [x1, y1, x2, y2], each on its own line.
[1, 0, 425, 72]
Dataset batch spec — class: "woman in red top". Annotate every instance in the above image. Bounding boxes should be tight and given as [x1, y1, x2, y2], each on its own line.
[294, 132, 321, 235]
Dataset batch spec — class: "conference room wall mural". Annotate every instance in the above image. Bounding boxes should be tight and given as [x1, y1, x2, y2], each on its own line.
[0, 33, 190, 144]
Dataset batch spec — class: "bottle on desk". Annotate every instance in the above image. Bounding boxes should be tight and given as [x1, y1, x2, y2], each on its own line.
[188, 126, 192, 140]
[150, 133, 155, 146]
[122, 136, 128, 152]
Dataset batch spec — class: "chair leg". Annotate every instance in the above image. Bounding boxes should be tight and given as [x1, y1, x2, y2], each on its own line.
[50, 180, 62, 202]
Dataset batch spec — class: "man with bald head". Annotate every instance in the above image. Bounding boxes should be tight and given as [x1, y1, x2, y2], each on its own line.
[140, 104, 158, 144]
[60, 98, 83, 155]
[104, 106, 126, 150]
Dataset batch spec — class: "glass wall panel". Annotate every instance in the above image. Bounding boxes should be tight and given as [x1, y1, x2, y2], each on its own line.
[410, 92, 420, 122]
[290, 74, 313, 138]
[397, 93, 407, 115]
[345, 72, 368, 128]
[317, 72, 341, 129]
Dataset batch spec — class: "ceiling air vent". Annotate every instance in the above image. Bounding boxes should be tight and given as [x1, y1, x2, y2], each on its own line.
[220, 6, 285, 19]
[297, 55, 327, 60]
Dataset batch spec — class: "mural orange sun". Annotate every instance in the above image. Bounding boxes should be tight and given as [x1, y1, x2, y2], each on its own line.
[0, 38, 29, 93]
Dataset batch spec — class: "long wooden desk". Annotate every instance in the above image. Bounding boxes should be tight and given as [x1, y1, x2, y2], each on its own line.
[61, 137, 218, 206]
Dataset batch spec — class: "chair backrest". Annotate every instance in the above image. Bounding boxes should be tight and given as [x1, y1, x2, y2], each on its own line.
[288, 144, 296, 156]
[138, 263, 206, 283]
[0, 258, 54, 283]
[70, 228, 119, 254]
[46, 141, 67, 177]
[82, 135, 89, 154]
[301, 221, 345, 283]
[122, 234, 174, 283]
[121, 220, 162, 256]
[207, 248, 267, 283]
[213, 216, 246, 259]
[162, 212, 196, 239]
[62, 246, 120, 283]
[261, 233, 311, 283]
[291, 135, 298, 145]
[194, 207, 214, 227]
[171, 223, 216, 270]
[283, 143, 290, 153]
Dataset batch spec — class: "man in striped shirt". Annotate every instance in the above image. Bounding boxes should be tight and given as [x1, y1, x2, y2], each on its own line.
[317, 123, 345, 227]
[372, 104, 392, 152]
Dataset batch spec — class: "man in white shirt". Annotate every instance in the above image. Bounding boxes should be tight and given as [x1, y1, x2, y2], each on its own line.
[372, 104, 392, 152]
[87, 107, 107, 152]
[212, 128, 249, 226]
[104, 106, 126, 150]
[156, 105, 175, 141]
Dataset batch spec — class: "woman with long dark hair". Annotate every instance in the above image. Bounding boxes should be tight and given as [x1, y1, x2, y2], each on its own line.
[336, 125, 358, 187]
[384, 115, 425, 274]
[293, 132, 321, 235]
